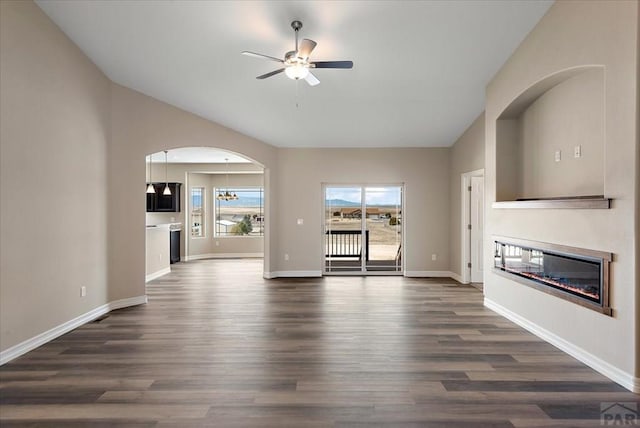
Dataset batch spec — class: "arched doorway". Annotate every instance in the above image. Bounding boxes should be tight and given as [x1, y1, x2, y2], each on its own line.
[144, 147, 268, 283]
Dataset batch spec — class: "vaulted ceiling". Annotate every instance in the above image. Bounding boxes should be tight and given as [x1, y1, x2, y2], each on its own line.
[36, 0, 552, 148]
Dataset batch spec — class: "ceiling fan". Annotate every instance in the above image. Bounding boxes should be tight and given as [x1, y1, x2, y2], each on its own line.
[242, 20, 353, 86]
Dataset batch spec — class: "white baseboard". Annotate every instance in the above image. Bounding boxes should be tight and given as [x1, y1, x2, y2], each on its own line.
[184, 253, 264, 261]
[145, 267, 171, 282]
[404, 270, 455, 278]
[0, 295, 147, 366]
[450, 272, 465, 284]
[484, 297, 639, 393]
[264, 270, 322, 278]
[265, 269, 468, 283]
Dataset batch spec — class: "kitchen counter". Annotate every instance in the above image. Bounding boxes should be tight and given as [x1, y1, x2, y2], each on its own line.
[147, 223, 182, 229]
[147, 222, 182, 230]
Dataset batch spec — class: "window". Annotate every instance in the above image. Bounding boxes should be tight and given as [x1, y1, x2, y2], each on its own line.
[215, 187, 264, 237]
[191, 187, 204, 237]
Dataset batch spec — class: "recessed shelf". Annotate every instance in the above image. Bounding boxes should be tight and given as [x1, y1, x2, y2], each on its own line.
[495, 66, 606, 203]
[492, 196, 611, 209]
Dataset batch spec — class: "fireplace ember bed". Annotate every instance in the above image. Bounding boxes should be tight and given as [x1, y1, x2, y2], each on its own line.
[493, 237, 612, 316]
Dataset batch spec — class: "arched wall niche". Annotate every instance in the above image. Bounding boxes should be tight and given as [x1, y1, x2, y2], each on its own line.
[495, 65, 606, 203]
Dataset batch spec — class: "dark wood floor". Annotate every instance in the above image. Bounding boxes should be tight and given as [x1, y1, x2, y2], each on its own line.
[1, 259, 637, 427]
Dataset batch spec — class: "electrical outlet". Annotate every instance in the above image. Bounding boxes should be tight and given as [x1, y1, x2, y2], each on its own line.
[297, 218, 304, 225]
[431, 254, 437, 261]
[80, 286, 86, 297]
[554, 150, 561, 162]
[284, 253, 289, 261]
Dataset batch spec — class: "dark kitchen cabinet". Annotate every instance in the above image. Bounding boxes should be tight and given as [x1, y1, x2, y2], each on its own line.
[170, 230, 181, 264]
[146, 183, 181, 212]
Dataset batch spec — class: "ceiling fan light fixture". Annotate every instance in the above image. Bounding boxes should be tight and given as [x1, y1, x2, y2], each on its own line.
[242, 20, 353, 87]
[285, 64, 309, 80]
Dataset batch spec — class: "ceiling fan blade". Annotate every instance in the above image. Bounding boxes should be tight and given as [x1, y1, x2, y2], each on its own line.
[311, 61, 354, 69]
[304, 72, 320, 86]
[242, 51, 284, 63]
[256, 68, 285, 79]
[297, 39, 317, 59]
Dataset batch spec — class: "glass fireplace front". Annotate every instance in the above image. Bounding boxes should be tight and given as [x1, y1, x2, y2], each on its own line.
[493, 240, 609, 311]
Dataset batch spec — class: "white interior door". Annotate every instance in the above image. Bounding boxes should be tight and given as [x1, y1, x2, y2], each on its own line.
[470, 176, 484, 283]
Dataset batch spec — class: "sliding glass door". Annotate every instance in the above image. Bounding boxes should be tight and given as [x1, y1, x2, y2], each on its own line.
[324, 185, 403, 274]
[364, 187, 402, 272]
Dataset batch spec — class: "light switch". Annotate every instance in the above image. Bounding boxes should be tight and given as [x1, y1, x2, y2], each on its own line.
[574, 145, 581, 158]
[554, 150, 561, 162]
[297, 218, 304, 225]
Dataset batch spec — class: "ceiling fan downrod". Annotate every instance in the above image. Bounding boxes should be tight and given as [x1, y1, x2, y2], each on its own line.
[291, 20, 303, 53]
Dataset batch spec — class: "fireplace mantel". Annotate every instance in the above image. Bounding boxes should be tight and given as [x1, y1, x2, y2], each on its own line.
[492, 196, 611, 209]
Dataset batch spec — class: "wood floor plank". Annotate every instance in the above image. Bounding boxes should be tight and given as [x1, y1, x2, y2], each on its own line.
[0, 403, 210, 419]
[465, 370, 612, 382]
[1, 258, 638, 426]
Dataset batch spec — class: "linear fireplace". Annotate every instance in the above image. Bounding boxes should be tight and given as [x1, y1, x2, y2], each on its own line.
[493, 237, 612, 315]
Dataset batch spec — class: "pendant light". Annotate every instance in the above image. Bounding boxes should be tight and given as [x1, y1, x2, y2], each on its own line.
[146, 154, 155, 194]
[162, 150, 171, 195]
[217, 158, 239, 201]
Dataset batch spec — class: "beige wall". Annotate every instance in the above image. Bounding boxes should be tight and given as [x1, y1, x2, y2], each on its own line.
[449, 113, 485, 279]
[273, 148, 450, 275]
[0, 1, 111, 350]
[495, 119, 521, 201]
[485, 0, 639, 382]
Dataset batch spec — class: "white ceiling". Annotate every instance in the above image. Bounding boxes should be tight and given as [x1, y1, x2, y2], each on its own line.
[36, 0, 552, 148]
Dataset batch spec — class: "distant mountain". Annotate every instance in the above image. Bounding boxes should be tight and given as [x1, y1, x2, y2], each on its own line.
[325, 199, 360, 207]
[218, 197, 398, 208]
[325, 199, 400, 208]
[218, 196, 263, 207]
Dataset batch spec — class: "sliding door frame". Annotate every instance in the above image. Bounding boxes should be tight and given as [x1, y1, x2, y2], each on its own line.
[321, 183, 405, 276]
